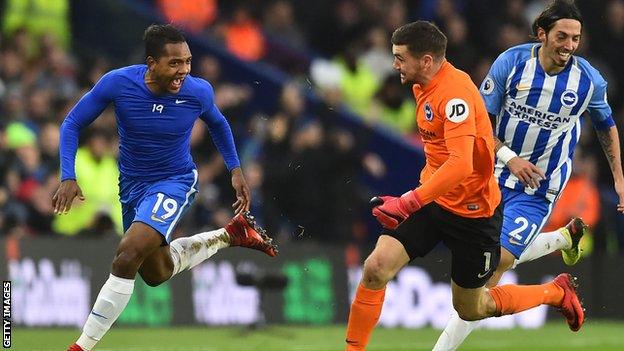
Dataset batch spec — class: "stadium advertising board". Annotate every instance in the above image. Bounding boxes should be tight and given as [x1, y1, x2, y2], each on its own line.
[1, 237, 622, 327]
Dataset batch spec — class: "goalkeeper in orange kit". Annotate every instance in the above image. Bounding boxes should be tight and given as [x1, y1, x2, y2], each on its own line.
[344, 21, 584, 351]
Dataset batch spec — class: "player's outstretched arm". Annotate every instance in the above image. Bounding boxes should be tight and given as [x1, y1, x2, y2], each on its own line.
[230, 167, 250, 214]
[52, 179, 85, 214]
[596, 125, 624, 213]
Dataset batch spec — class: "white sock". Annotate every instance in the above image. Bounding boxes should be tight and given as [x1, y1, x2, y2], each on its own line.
[169, 228, 230, 278]
[76, 274, 134, 351]
[516, 229, 569, 265]
[432, 310, 480, 351]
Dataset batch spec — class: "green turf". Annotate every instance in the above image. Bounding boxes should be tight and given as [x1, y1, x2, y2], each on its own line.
[11, 321, 624, 350]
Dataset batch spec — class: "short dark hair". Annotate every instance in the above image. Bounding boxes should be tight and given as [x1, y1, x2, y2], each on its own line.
[143, 24, 186, 59]
[532, 0, 583, 37]
[391, 21, 447, 59]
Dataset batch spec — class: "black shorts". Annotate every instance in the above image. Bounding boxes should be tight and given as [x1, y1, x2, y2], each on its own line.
[383, 202, 502, 289]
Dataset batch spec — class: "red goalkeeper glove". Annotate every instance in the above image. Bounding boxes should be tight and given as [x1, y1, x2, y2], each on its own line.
[371, 191, 423, 229]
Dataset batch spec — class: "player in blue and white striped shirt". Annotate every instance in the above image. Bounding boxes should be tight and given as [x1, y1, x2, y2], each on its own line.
[434, 1, 624, 349]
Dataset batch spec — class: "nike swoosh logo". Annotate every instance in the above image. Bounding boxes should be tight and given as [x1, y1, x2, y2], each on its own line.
[346, 339, 358, 345]
[175, 99, 187, 104]
[91, 310, 108, 319]
[508, 237, 523, 246]
[516, 84, 531, 91]
[150, 214, 166, 223]
[477, 270, 491, 278]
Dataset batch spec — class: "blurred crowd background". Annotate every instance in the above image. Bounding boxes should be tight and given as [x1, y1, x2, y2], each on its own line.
[1, 0, 623, 258]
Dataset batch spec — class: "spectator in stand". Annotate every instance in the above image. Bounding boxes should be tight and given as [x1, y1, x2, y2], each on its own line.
[38, 122, 61, 181]
[260, 112, 294, 240]
[324, 128, 381, 244]
[279, 82, 310, 127]
[444, 15, 477, 73]
[196, 55, 252, 129]
[25, 89, 54, 131]
[262, 0, 305, 50]
[34, 36, 79, 102]
[53, 128, 122, 236]
[361, 26, 395, 83]
[367, 75, 416, 137]
[592, 0, 624, 115]
[379, 0, 409, 39]
[158, 0, 217, 34]
[4, 122, 48, 234]
[2, 89, 26, 123]
[218, 4, 266, 61]
[288, 120, 330, 240]
[335, 43, 379, 116]
[2, 0, 71, 49]
[261, 0, 309, 76]
[0, 46, 25, 94]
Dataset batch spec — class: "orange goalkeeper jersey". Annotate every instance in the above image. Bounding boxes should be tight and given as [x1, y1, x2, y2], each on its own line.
[412, 61, 501, 218]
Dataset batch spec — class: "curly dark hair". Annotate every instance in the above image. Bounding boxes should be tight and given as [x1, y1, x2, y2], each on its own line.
[143, 24, 186, 59]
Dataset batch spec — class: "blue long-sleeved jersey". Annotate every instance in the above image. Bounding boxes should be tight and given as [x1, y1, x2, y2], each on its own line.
[59, 64, 240, 182]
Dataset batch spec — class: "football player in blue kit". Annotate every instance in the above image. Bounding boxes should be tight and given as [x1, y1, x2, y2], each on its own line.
[56, 24, 277, 351]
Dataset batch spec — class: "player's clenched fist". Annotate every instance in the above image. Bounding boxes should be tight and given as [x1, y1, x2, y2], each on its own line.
[371, 191, 422, 229]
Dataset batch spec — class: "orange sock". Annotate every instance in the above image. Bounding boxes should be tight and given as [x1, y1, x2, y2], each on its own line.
[345, 283, 386, 351]
[489, 281, 564, 316]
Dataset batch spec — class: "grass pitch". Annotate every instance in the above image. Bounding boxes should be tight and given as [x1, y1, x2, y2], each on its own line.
[12, 321, 624, 350]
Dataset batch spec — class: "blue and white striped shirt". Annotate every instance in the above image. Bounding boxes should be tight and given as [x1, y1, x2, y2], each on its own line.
[480, 43, 614, 202]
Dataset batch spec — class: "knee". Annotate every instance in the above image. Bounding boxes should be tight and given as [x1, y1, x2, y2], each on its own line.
[112, 246, 144, 273]
[141, 274, 166, 287]
[362, 255, 395, 288]
[454, 294, 491, 321]
[138, 259, 172, 287]
[454, 302, 483, 321]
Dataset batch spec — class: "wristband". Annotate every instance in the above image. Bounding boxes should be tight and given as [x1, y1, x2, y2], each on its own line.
[400, 190, 423, 213]
[496, 145, 518, 164]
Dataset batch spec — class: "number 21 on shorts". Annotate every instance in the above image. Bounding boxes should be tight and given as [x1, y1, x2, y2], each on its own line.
[509, 216, 538, 245]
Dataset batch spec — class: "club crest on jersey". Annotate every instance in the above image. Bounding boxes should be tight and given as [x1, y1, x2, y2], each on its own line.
[445, 98, 469, 123]
[424, 102, 433, 121]
[560, 90, 578, 108]
[481, 77, 494, 95]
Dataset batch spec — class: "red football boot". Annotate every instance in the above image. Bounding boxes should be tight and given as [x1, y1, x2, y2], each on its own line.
[225, 211, 278, 257]
[67, 343, 84, 351]
[553, 273, 585, 331]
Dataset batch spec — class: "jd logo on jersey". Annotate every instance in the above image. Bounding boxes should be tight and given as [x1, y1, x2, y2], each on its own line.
[450, 104, 465, 117]
[560, 90, 578, 108]
[424, 102, 433, 121]
[445, 98, 469, 123]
